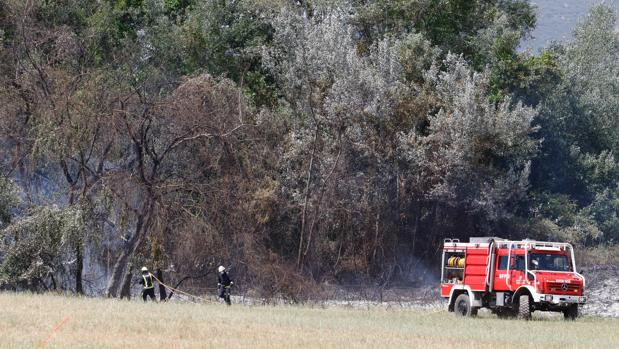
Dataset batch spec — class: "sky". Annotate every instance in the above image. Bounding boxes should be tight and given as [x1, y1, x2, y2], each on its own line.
[521, 0, 619, 52]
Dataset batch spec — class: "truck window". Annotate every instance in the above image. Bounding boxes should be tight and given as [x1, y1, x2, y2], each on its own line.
[513, 255, 525, 271]
[528, 253, 572, 272]
[497, 256, 508, 270]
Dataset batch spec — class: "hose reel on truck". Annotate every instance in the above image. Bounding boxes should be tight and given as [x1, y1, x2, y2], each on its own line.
[446, 256, 465, 268]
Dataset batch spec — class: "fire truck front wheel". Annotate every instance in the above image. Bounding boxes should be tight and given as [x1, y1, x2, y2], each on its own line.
[454, 293, 478, 317]
[563, 304, 579, 320]
[517, 295, 532, 320]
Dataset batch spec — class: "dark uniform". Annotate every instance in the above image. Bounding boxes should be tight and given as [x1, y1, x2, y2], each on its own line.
[140, 272, 156, 302]
[217, 271, 233, 305]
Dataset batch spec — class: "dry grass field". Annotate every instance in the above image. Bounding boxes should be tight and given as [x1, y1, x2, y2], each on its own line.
[0, 292, 617, 349]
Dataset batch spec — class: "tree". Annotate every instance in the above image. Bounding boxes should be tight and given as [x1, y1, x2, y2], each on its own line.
[0, 0, 120, 293]
[528, 5, 619, 244]
[261, 3, 540, 282]
[0, 206, 85, 290]
[264, 7, 418, 275]
[103, 71, 255, 296]
[352, 0, 535, 64]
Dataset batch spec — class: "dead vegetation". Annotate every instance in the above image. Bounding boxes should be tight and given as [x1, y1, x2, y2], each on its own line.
[1, 292, 617, 349]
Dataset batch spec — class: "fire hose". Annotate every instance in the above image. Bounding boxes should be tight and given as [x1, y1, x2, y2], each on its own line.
[150, 274, 210, 303]
[447, 256, 465, 268]
[166, 272, 211, 301]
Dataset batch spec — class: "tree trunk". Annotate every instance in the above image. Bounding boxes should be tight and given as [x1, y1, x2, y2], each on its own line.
[67, 186, 84, 295]
[411, 209, 419, 254]
[156, 269, 167, 301]
[106, 211, 148, 297]
[49, 274, 56, 291]
[75, 243, 83, 294]
[297, 125, 319, 269]
[119, 271, 132, 300]
[303, 137, 342, 261]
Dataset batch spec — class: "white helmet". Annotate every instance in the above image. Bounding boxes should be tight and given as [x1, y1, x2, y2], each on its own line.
[218, 266, 226, 273]
[141, 266, 148, 272]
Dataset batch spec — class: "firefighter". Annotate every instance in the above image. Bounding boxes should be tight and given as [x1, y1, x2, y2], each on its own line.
[139, 267, 157, 302]
[217, 266, 233, 305]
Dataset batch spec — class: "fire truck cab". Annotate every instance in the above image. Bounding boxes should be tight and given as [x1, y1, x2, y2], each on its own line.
[441, 237, 586, 320]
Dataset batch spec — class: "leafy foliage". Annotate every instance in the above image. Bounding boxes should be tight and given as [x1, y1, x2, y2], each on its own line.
[0, 177, 17, 228]
[529, 5, 619, 243]
[0, 0, 617, 295]
[415, 54, 537, 220]
[0, 206, 84, 288]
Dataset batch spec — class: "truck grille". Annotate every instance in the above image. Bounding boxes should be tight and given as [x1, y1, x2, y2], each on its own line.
[547, 282, 580, 294]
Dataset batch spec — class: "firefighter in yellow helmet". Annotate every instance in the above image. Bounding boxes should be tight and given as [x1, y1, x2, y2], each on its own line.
[138, 267, 157, 302]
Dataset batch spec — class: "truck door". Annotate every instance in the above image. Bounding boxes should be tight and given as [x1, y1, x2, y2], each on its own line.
[493, 254, 510, 290]
[509, 254, 526, 289]
[494, 254, 526, 291]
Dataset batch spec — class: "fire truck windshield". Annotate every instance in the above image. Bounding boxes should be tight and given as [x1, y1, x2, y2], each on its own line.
[528, 253, 572, 272]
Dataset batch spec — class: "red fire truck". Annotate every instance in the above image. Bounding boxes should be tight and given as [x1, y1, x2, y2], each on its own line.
[441, 237, 587, 320]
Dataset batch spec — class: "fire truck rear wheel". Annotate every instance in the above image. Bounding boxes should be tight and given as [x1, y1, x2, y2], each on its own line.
[563, 304, 579, 320]
[454, 294, 477, 317]
[517, 295, 532, 320]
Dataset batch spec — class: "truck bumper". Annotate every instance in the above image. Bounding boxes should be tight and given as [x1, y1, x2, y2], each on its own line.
[537, 294, 587, 305]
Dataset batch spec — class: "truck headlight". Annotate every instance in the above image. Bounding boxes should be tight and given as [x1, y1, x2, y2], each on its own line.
[544, 295, 553, 302]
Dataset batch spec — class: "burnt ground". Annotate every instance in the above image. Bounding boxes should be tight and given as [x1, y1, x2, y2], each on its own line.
[579, 265, 619, 317]
[309, 267, 619, 317]
[169, 267, 619, 317]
